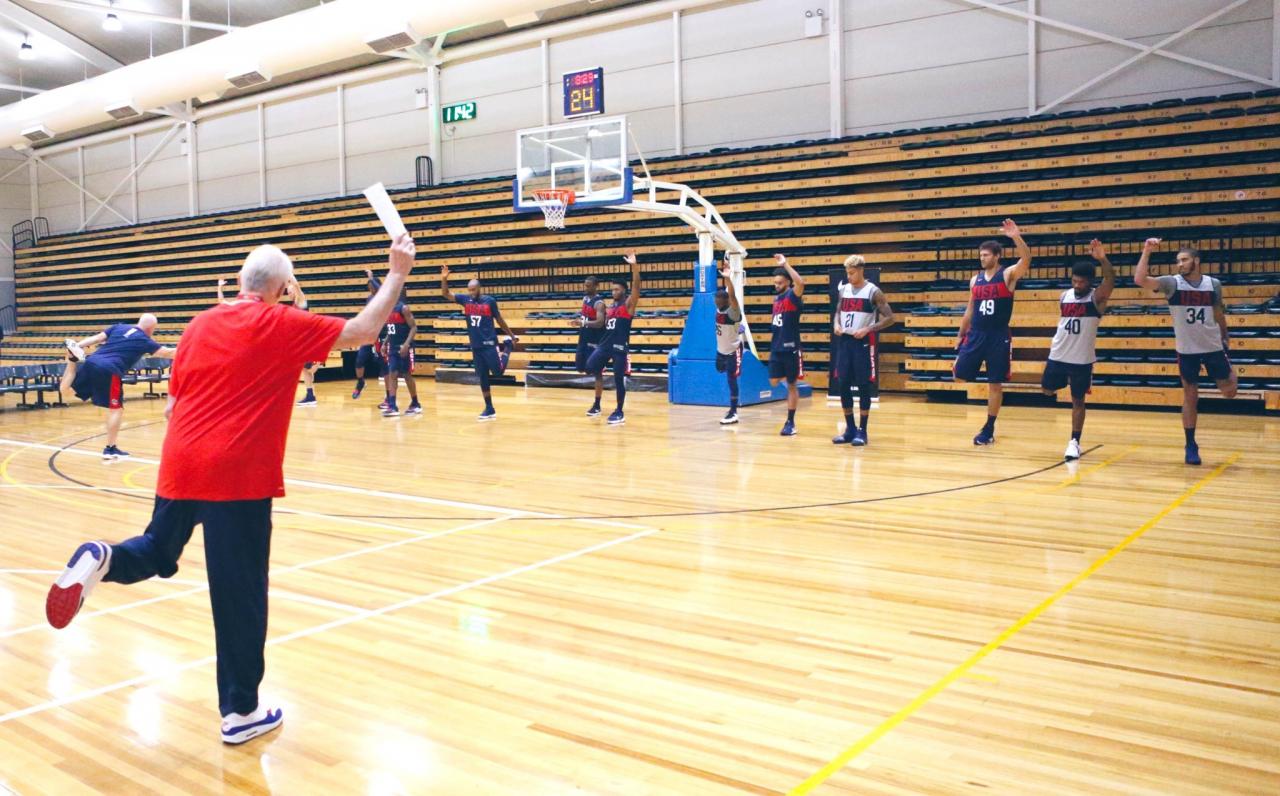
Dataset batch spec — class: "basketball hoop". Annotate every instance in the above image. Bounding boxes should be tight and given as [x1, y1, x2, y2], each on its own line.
[532, 188, 575, 230]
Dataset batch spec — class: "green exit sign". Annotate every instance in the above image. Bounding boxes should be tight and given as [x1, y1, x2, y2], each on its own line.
[442, 101, 477, 123]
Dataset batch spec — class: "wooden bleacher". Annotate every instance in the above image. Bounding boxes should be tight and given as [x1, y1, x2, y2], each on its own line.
[6, 88, 1280, 409]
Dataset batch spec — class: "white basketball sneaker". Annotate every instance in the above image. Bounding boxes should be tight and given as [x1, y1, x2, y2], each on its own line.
[46, 541, 112, 629]
[221, 705, 284, 745]
[1064, 439, 1082, 461]
[65, 339, 85, 362]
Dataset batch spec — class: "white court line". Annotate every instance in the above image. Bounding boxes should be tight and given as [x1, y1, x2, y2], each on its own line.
[0, 436, 648, 531]
[0, 516, 511, 641]
[0, 526, 657, 726]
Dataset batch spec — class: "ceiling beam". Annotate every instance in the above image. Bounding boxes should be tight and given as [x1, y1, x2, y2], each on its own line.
[28, 0, 237, 33]
[0, 0, 121, 73]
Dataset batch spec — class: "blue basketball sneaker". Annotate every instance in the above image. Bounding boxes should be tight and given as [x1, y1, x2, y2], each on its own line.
[973, 428, 995, 446]
[851, 429, 868, 447]
[478, 406, 497, 422]
[607, 410, 625, 425]
[780, 421, 797, 437]
[832, 427, 855, 444]
[1185, 443, 1201, 466]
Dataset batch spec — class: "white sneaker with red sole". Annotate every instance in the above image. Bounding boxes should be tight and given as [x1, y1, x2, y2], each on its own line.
[46, 541, 112, 629]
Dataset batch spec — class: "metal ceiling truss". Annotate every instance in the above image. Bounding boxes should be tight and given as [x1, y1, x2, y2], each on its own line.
[957, 0, 1280, 116]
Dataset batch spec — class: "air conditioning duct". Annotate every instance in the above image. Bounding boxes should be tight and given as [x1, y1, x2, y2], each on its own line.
[225, 65, 272, 90]
[365, 24, 421, 54]
[105, 101, 141, 120]
[21, 124, 53, 143]
[0, 0, 576, 149]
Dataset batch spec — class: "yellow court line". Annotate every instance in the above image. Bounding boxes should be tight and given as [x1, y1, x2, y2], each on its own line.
[789, 451, 1241, 796]
[1049, 445, 1137, 490]
[121, 463, 155, 491]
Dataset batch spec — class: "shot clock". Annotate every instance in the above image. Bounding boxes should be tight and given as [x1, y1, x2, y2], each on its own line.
[562, 67, 604, 118]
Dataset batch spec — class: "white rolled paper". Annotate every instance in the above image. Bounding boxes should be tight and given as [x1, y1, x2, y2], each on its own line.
[363, 182, 407, 239]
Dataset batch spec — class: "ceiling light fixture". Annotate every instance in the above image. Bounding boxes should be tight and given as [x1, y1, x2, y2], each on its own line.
[103, 13, 123, 33]
[18, 38, 35, 62]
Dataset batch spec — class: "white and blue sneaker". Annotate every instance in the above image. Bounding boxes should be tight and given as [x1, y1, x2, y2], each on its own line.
[381, 402, 400, 417]
[586, 404, 602, 417]
[780, 421, 797, 437]
[607, 410, 625, 425]
[46, 541, 112, 629]
[404, 401, 423, 416]
[221, 705, 284, 745]
[478, 406, 497, 421]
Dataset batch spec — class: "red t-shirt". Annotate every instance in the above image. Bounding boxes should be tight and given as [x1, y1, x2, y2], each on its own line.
[157, 300, 345, 501]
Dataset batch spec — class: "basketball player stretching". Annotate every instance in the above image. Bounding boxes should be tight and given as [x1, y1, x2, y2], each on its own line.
[714, 263, 746, 425]
[1134, 238, 1237, 464]
[954, 218, 1031, 445]
[352, 268, 387, 402]
[769, 254, 805, 436]
[831, 255, 895, 447]
[1040, 239, 1115, 460]
[379, 292, 422, 417]
[576, 275, 608, 416]
[440, 265, 516, 420]
[584, 251, 641, 425]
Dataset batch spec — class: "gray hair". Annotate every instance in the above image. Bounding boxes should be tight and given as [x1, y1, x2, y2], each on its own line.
[239, 245, 292, 294]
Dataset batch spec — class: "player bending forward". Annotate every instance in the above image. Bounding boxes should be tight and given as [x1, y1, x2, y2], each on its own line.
[62, 315, 176, 459]
[830, 255, 895, 447]
[1040, 239, 1114, 460]
[1134, 238, 1237, 465]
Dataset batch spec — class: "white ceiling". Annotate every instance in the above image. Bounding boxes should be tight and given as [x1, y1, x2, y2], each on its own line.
[0, 0, 653, 106]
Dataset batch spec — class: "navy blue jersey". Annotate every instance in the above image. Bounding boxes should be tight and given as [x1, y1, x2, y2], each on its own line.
[579, 294, 605, 344]
[457, 294, 500, 348]
[384, 306, 412, 347]
[600, 301, 634, 349]
[769, 288, 803, 353]
[970, 268, 1015, 331]
[88, 324, 161, 375]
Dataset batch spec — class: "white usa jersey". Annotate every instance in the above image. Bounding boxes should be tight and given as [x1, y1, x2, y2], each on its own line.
[1158, 274, 1223, 355]
[835, 281, 881, 334]
[1048, 289, 1103, 365]
[714, 305, 743, 355]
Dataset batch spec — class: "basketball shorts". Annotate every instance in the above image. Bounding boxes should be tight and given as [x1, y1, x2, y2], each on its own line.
[584, 343, 631, 378]
[1041, 359, 1093, 400]
[768, 350, 804, 383]
[1177, 350, 1232, 383]
[71, 360, 123, 410]
[954, 329, 1012, 383]
[833, 335, 876, 386]
[355, 344, 384, 375]
[472, 344, 508, 378]
[715, 344, 743, 378]
[575, 338, 599, 372]
[383, 343, 414, 374]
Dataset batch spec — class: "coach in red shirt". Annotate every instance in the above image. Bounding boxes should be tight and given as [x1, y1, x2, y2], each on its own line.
[46, 234, 416, 745]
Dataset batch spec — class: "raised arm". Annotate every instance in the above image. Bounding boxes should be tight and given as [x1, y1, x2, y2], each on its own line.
[440, 263, 459, 302]
[365, 267, 380, 297]
[1133, 237, 1163, 290]
[956, 274, 977, 348]
[624, 250, 641, 313]
[719, 263, 742, 316]
[1090, 239, 1117, 311]
[1001, 219, 1032, 286]
[775, 253, 805, 297]
[854, 289, 896, 339]
[154, 346, 178, 360]
[216, 278, 227, 304]
[335, 234, 415, 349]
[286, 276, 308, 310]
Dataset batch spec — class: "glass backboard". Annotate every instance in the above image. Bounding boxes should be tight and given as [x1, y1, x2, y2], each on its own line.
[514, 115, 631, 212]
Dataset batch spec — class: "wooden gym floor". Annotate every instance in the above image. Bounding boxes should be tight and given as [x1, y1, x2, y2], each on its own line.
[0, 381, 1277, 795]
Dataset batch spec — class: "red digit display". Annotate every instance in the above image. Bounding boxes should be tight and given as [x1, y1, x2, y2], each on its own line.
[563, 68, 604, 117]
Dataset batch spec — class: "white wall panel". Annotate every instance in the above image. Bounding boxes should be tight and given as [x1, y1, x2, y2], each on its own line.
[198, 141, 258, 182]
[346, 71, 429, 122]
[345, 110, 427, 157]
[265, 126, 337, 171]
[200, 173, 260, 212]
[198, 108, 259, 149]
[265, 91, 338, 137]
[347, 145, 422, 191]
[550, 17, 670, 73]
[138, 185, 188, 223]
[267, 161, 337, 204]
